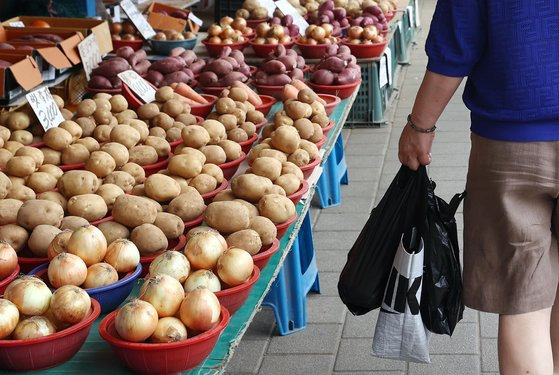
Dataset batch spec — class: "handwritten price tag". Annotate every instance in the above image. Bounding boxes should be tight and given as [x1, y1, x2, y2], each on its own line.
[26, 87, 64, 131]
[9, 21, 25, 27]
[77, 33, 102, 81]
[275, 0, 308, 35]
[120, 0, 156, 40]
[117, 70, 156, 104]
[188, 12, 203, 27]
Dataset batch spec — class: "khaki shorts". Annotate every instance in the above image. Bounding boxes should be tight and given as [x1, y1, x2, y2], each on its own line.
[463, 133, 559, 314]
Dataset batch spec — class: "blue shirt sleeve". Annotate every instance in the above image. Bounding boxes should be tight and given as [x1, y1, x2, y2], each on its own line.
[425, 0, 486, 77]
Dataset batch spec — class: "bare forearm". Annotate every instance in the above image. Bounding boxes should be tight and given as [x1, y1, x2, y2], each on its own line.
[410, 70, 463, 129]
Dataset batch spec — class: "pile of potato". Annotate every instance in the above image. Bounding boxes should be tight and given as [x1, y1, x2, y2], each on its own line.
[198, 47, 251, 88]
[254, 45, 305, 86]
[145, 56, 195, 88]
[298, 24, 338, 45]
[310, 45, 361, 85]
[236, 0, 270, 20]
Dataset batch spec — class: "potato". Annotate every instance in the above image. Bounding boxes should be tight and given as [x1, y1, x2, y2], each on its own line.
[28, 225, 62, 257]
[109, 94, 128, 113]
[98, 221, 130, 244]
[311, 113, 329, 127]
[199, 145, 227, 165]
[151, 113, 174, 131]
[59, 120, 83, 142]
[249, 215, 277, 245]
[17, 199, 64, 230]
[127, 120, 149, 143]
[0, 224, 29, 252]
[226, 229, 262, 255]
[61, 144, 90, 165]
[234, 199, 259, 219]
[43, 127, 72, 151]
[0, 149, 12, 169]
[215, 97, 236, 115]
[299, 139, 319, 160]
[252, 157, 282, 181]
[144, 136, 171, 158]
[6, 112, 30, 130]
[274, 112, 293, 128]
[274, 173, 300, 195]
[205, 201, 250, 234]
[96, 183, 125, 210]
[10, 131, 30, 145]
[67, 194, 108, 221]
[175, 113, 197, 125]
[281, 161, 304, 182]
[100, 142, 129, 168]
[131, 223, 168, 255]
[8, 176, 25, 187]
[259, 149, 288, 163]
[144, 174, 181, 202]
[168, 154, 203, 179]
[218, 114, 237, 131]
[26, 172, 57, 193]
[109, 125, 140, 149]
[120, 162, 146, 184]
[293, 118, 314, 140]
[226, 128, 248, 143]
[57, 170, 99, 198]
[6, 156, 35, 177]
[162, 99, 184, 118]
[213, 189, 236, 202]
[258, 194, 296, 224]
[201, 120, 227, 144]
[86, 151, 116, 178]
[166, 175, 188, 193]
[231, 174, 273, 203]
[189, 173, 217, 194]
[177, 147, 206, 165]
[264, 184, 286, 196]
[181, 125, 210, 148]
[240, 121, 257, 137]
[94, 97, 111, 112]
[271, 126, 301, 154]
[0, 199, 22, 225]
[201, 163, 224, 184]
[92, 124, 112, 143]
[154, 212, 184, 239]
[167, 187, 205, 221]
[288, 149, 311, 167]
[309, 123, 323, 143]
[15, 146, 43, 167]
[4, 140, 23, 154]
[75, 117, 97, 137]
[104, 171, 135, 192]
[155, 86, 174, 102]
[127, 145, 158, 166]
[38, 191, 67, 210]
[0, 125, 9, 141]
[248, 143, 271, 163]
[131, 184, 146, 196]
[75, 137, 100, 153]
[228, 87, 248, 102]
[218, 140, 242, 162]
[112, 195, 158, 227]
[0, 171, 11, 199]
[60, 216, 89, 231]
[93, 109, 112, 125]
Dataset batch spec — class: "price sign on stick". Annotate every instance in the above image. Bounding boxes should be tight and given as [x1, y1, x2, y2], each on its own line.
[77, 33, 102, 81]
[26, 87, 64, 131]
[276, 0, 309, 35]
[118, 70, 156, 104]
[120, 0, 156, 40]
[9, 22, 25, 27]
[188, 12, 204, 27]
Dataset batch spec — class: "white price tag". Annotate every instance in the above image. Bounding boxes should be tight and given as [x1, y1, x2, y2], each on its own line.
[117, 70, 156, 104]
[260, 0, 277, 18]
[78, 34, 102, 81]
[188, 13, 203, 27]
[414, 0, 421, 27]
[276, 0, 308, 36]
[385, 48, 393, 85]
[10, 21, 25, 27]
[26, 87, 64, 131]
[120, 0, 156, 40]
[379, 55, 388, 88]
[113, 6, 121, 23]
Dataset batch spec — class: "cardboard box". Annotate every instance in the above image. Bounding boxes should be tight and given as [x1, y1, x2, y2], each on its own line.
[147, 2, 201, 33]
[0, 43, 73, 82]
[2, 17, 113, 55]
[0, 54, 42, 102]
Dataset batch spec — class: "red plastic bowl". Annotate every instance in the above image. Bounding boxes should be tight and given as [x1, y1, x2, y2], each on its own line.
[59, 162, 85, 171]
[318, 94, 341, 115]
[189, 94, 217, 118]
[122, 80, 157, 110]
[276, 213, 298, 239]
[255, 118, 268, 132]
[112, 38, 144, 51]
[85, 85, 121, 95]
[316, 135, 327, 149]
[0, 264, 20, 295]
[218, 152, 247, 180]
[307, 79, 362, 100]
[139, 234, 187, 277]
[341, 40, 388, 58]
[143, 156, 170, 177]
[287, 180, 310, 205]
[18, 252, 48, 274]
[254, 95, 276, 116]
[90, 215, 113, 226]
[322, 120, 335, 135]
[198, 85, 227, 95]
[295, 40, 336, 59]
[301, 155, 322, 179]
[246, 18, 269, 28]
[215, 266, 260, 314]
[239, 133, 259, 154]
[253, 238, 280, 270]
[98, 305, 230, 374]
[201, 178, 229, 205]
[249, 40, 295, 57]
[202, 39, 248, 57]
[184, 213, 205, 234]
[252, 82, 284, 100]
[0, 299, 101, 372]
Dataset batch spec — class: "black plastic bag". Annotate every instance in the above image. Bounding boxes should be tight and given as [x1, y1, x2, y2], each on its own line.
[338, 165, 427, 316]
[420, 180, 465, 336]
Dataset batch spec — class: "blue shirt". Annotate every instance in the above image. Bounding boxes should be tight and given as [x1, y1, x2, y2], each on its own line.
[425, 0, 559, 142]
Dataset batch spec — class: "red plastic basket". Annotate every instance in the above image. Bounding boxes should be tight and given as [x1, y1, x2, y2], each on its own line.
[85, 85, 121, 95]
[341, 40, 388, 58]
[17, 249, 48, 274]
[252, 82, 284, 100]
[143, 156, 170, 177]
[287, 180, 310, 205]
[59, 162, 85, 171]
[318, 94, 341, 115]
[321, 120, 335, 135]
[218, 152, 246, 180]
[255, 119, 268, 132]
[252, 238, 280, 270]
[215, 266, 260, 314]
[189, 94, 217, 118]
[301, 155, 322, 179]
[239, 133, 259, 154]
[112, 39, 144, 51]
[246, 18, 269, 28]
[276, 213, 298, 239]
[184, 213, 205, 234]
[315, 135, 327, 149]
[90, 215, 113, 226]
[254, 95, 276, 116]
[0, 263, 20, 295]
[202, 39, 248, 57]
[0, 299, 101, 372]
[201, 178, 229, 205]
[98, 305, 230, 374]
[307, 79, 361, 100]
[249, 40, 295, 57]
[122, 81, 157, 110]
[198, 85, 228, 96]
[139, 234, 187, 277]
[295, 40, 335, 59]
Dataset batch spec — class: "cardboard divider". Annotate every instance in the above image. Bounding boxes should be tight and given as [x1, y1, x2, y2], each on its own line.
[147, 2, 200, 33]
[0, 54, 42, 99]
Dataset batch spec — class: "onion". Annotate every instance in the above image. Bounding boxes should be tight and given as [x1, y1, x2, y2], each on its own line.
[5, 276, 52, 315]
[48, 253, 88, 288]
[67, 225, 107, 266]
[140, 274, 184, 317]
[217, 247, 254, 286]
[186, 226, 224, 242]
[83, 262, 118, 289]
[149, 251, 191, 283]
[13, 316, 56, 340]
[115, 300, 158, 342]
[0, 298, 19, 339]
[183, 270, 222, 293]
[184, 232, 227, 269]
[50, 285, 91, 324]
[179, 287, 221, 332]
[104, 239, 140, 273]
[150, 317, 188, 343]
[47, 230, 73, 260]
[0, 241, 17, 280]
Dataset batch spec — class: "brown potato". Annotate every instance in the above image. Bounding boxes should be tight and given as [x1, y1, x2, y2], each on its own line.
[4, 140, 24, 154]
[144, 174, 181, 202]
[201, 120, 227, 144]
[86, 151, 116, 178]
[151, 113, 174, 131]
[162, 99, 184, 118]
[240, 121, 257, 137]
[0, 171, 11, 199]
[168, 154, 203, 179]
[109, 94, 128, 113]
[189, 173, 217, 194]
[0, 224, 29, 252]
[127, 119, 149, 143]
[259, 149, 288, 163]
[149, 126, 167, 138]
[93, 124, 112, 142]
[112, 195, 158, 227]
[274, 173, 300, 195]
[6, 112, 30, 130]
[252, 156, 282, 181]
[215, 97, 236, 115]
[28, 224, 61, 257]
[130, 223, 168, 255]
[67, 194, 108, 221]
[167, 187, 205, 221]
[104, 171, 135, 192]
[144, 136, 171, 158]
[61, 144, 90, 165]
[258, 194, 296, 224]
[246, 110, 264, 124]
[287, 148, 310, 167]
[59, 120, 83, 142]
[0, 149, 12, 169]
[231, 174, 273, 203]
[26, 172, 57, 193]
[0, 199, 23, 225]
[213, 189, 236, 202]
[100, 142, 129, 168]
[181, 125, 210, 149]
[6, 156, 35, 177]
[75, 117, 97, 137]
[264, 184, 286, 196]
[177, 147, 206, 164]
[204, 201, 250, 234]
[110, 125, 141, 149]
[15, 146, 43, 167]
[227, 127, 249, 143]
[249, 215, 277, 245]
[293, 118, 314, 140]
[281, 161, 304, 182]
[128, 145, 158, 166]
[199, 145, 227, 165]
[155, 86, 174, 102]
[60, 216, 89, 231]
[309, 123, 323, 143]
[115, 109, 137, 123]
[201, 163, 224, 184]
[299, 139, 319, 159]
[57, 170, 99, 198]
[38, 191, 68, 210]
[226, 229, 262, 255]
[17, 199, 64, 230]
[43, 127, 72, 151]
[271, 126, 301, 154]
[98, 221, 130, 244]
[234, 199, 260, 219]
[95, 183, 125, 210]
[75, 137, 100, 153]
[154, 212, 185, 239]
[41, 147, 61, 165]
[120, 162, 146, 184]
[218, 140, 242, 162]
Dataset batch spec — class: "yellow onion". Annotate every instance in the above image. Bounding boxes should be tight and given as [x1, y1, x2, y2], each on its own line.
[47, 230, 73, 260]
[67, 225, 107, 266]
[149, 251, 190, 283]
[48, 253, 88, 288]
[184, 232, 227, 269]
[150, 317, 188, 343]
[179, 287, 221, 332]
[115, 300, 158, 342]
[104, 239, 140, 273]
[0, 298, 19, 339]
[0, 241, 17, 279]
[83, 263, 118, 289]
[183, 270, 222, 293]
[216, 247, 254, 286]
[50, 285, 91, 324]
[5, 276, 52, 315]
[13, 316, 56, 340]
[140, 274, 184, 317]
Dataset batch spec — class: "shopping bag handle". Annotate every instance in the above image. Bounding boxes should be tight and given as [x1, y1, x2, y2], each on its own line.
[448, 191, 466, 216]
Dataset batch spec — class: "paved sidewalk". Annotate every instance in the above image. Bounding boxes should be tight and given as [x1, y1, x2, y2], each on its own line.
[226, 0, 499, 373]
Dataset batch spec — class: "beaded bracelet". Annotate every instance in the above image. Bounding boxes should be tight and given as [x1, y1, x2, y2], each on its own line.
[407, 114, 436, 133]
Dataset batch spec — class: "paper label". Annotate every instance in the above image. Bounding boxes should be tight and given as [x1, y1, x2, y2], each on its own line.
[120, 0, 156, 40]
[77, 33, 102, 81]
[414, 0, 421, 27]
[26, 87, 64, 131]
[379, 55, 388, 88]
[9, 21, 25, 27]
[117, 70, 156, 104]
[113, 6, 121, 23]
[188, 12, 203, 27]
[260, 0, 277, 18]
[276, 0, 308, 35]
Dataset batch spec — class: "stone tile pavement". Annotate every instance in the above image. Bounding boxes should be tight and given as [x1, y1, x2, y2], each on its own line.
[226, 0, 500, 373]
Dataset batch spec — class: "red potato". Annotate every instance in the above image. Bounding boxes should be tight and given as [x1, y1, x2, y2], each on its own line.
[190, 60, 206, 74]
[262, 60, 286, 75]
[218, 72, 249, 87]
[319, 56, 346, 73]
[128, 49, 147, 67]
[133, 60, 151, 75]
[311, 69, 335, 85]
[146, 70, 164, 86]
[116, 46, 135, 59]
[92, 58, 130, 78]
[170, 47, 186, 56]
[336, 68, 361, 85]
[264, 73, 291, 86]
[288, 68, 304, 80]
[180, 50, 197, 65]
[205, 59, 234, 76]
[161, 71, 192, 86]
[89, 76, 113, 89]
[150, 57, 186, 74]
[198, 71, 219, 86]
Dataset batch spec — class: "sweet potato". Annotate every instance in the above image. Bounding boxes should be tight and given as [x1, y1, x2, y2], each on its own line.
[170, 47, 186, 56]
[133, 59, 151, 75]
[146, 70, 164, 87]
[0, 60, 12, 67]
[218, 72, 248, 87]
[265, 74, 291, 86]
[180, 50, 197, 65]
[0, 43, 15, 50]
[161, 71, 191, 86]
[129, 49, 147, 67]
[296, 56, 305, 69]
[229, 50, 244, 65]
[190, 60, 206, 74]
[336, 67, 360, 85]
[238, 63, 251, 77]
[89, 75, 113, 89]
[116, 46, 134, 59]
[282, 84, 299, 101]
[262, 60, 286, 75]
[205, 59, 234, 76]
[289, 68, 304, 80]
[92, 58, 130, 78]
[222, 56, 239, 70]
[318, 56, 346, 73]
[277, 56, 297, 71]
[110, 77, 122, 89]
[150, 57, 185, 74]
[198, 71, 219, 86]
[311, 69, 335, 85]
[218, 46, 232, 59]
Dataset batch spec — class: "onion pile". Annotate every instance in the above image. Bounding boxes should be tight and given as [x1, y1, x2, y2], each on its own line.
[0, 241, 17, 280]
